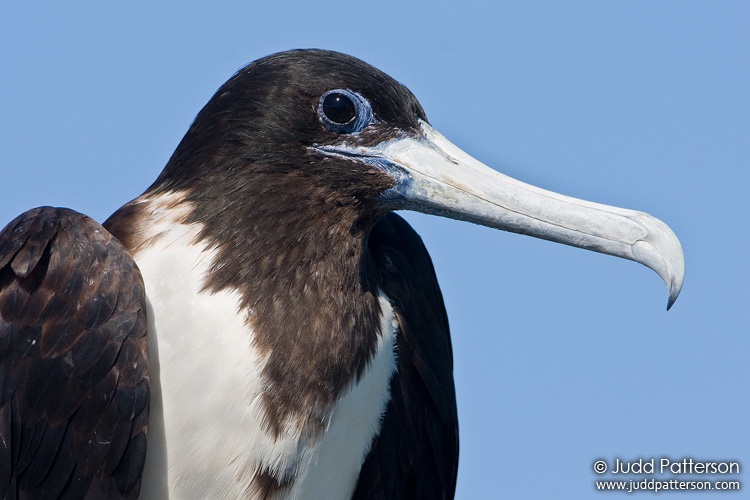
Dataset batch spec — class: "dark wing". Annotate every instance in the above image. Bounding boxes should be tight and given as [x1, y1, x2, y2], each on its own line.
[0, 207, 149, 499]
[354, 213, 459, 500]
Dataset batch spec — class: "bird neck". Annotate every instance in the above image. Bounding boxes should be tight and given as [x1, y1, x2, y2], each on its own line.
[105, 188, 386, 437]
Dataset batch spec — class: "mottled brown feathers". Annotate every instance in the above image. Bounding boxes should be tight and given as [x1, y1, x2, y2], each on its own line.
[0, 207, 149, 499]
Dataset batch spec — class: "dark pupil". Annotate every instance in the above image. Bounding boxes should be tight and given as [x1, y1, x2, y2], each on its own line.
[323, 93, 356, 124]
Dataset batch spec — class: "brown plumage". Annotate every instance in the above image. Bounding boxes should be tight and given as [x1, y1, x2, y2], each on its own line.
[0, 208, 148, 498]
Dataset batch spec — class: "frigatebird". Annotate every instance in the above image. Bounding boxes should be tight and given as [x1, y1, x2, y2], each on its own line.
[0, 49, 684, 499]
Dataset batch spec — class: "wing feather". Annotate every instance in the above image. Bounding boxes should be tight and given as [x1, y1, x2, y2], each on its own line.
[354, 213, 459, 500]
[0, 207, 149, 499]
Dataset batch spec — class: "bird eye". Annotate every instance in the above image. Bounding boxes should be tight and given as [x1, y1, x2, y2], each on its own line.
[318, 89, 373, 133]
[322, 93, 355, 124]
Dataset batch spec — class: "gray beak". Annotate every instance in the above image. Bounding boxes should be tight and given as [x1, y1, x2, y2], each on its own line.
[322, 120, 685, 309]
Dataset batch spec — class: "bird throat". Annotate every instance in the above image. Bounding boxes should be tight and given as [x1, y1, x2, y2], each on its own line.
[105, 189, 398, 497]
[106, 189, 386, 436]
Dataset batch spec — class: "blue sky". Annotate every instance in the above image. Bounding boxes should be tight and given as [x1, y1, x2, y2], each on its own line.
[1, 2, 747, 498]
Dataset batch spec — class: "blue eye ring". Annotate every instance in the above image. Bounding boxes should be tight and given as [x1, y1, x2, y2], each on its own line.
[318, 89, 373, 134]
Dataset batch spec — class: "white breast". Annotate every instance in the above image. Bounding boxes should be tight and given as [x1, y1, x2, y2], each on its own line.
[130, 195, 398, 499]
